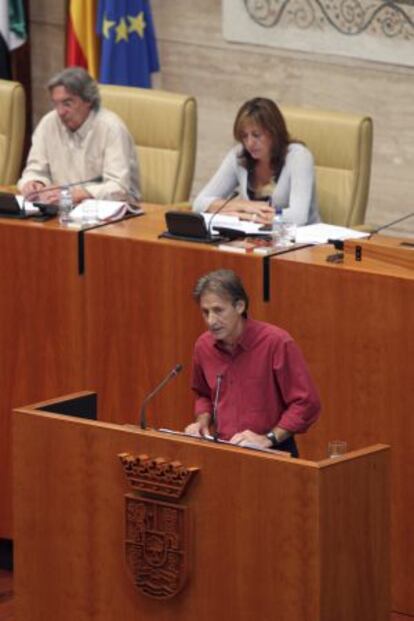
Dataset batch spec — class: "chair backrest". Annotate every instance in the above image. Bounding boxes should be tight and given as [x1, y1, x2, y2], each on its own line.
[99, 85, 197, 205]
[0, 79, 25, 185]
[281, 106, 373, 227]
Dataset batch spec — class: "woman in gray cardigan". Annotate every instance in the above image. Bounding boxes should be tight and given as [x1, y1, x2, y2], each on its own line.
[193, 98, 320, 226]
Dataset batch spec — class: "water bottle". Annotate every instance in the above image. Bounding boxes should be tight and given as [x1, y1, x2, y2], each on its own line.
[59, 185, 73, 225]
[272, 207, 288, 247]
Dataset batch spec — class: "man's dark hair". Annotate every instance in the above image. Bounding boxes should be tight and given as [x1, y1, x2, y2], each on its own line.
[193, 269, 249, 318]
[47, 66, 101, 111]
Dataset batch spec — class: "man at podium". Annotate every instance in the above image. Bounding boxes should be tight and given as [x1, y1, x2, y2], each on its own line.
[185, 269, 320, 456]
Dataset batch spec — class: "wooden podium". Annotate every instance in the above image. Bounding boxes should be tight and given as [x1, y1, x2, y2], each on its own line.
[13, 393, 390, 621]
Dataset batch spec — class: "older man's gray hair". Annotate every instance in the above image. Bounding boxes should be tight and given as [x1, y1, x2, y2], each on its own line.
[47, 66, 101, 111]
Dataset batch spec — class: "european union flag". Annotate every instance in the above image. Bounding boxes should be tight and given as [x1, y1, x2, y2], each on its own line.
[97, 0, 160, 87]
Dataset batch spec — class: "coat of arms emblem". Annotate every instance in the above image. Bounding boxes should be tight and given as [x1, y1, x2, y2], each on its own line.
[119, 452, 198, 599]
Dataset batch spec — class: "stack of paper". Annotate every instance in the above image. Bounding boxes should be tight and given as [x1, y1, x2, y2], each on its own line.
[69, 199, 142, 223]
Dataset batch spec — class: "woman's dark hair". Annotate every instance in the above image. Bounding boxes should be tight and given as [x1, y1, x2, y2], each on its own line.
[233, 97, 291, 181]
[193, 269, 249, 318]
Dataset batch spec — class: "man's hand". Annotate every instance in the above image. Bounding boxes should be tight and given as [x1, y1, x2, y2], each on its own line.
[184, 413, 210, 437]
[230, 429, 272, 448]
[231, 427, 291, 448]
[71, 187, 92, 204]
[21, 180, 45, 200]
[35, 187, 61, 204]
[22, 183, 60, 205]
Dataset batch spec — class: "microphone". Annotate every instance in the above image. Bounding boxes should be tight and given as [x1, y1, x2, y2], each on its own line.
[368, 212, 414, 238]
[140, 363, 183, 430]
[211, 374, 223, 441]
[207, 191, 238, 238]
[26, 176, 104, 202]
[22, 176, 104, 216]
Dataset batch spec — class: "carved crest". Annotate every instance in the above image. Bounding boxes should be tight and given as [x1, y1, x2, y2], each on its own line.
[119, 453, 198, 599]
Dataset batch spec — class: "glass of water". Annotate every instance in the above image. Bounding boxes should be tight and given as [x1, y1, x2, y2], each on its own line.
[59, 186, 73, 225]
[284, 223, 297, 244]
[327, 440, 348, 458]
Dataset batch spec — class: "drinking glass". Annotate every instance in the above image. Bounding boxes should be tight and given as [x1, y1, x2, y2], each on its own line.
[327, 440, 347, 458]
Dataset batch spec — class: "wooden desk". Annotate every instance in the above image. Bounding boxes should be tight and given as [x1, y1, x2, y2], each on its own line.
[13, 393, 390, 621]
[0, 218, 85, 537]
[265, 242, 414, 613]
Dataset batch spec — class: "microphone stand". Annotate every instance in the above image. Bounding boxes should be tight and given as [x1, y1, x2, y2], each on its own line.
[207, 191, 239, 239]
[211, 374, 223, 441]
[25, 175, 104, 203]
[369, 212, 414, 238]
[22, 176, 104, 218]
[140, 364, 183, 430]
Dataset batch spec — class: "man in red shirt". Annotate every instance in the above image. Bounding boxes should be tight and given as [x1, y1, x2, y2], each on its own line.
[185, 269, 320, 456]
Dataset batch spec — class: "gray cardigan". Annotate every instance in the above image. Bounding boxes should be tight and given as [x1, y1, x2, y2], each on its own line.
[193, 143, 320, 225]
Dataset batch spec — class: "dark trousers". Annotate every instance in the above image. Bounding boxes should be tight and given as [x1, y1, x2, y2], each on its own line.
[275, 435, 299, 458]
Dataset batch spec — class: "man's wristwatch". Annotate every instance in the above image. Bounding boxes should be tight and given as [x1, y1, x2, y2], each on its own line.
[266, 430, 279, 448]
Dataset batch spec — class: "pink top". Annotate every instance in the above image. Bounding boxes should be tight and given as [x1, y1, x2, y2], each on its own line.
[192, 318, 320, 441]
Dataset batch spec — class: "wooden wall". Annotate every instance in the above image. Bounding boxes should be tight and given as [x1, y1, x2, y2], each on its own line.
[29, 0, 414, 233]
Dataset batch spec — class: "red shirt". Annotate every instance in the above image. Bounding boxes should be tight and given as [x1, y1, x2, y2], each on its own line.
[192, 318, 320, 441]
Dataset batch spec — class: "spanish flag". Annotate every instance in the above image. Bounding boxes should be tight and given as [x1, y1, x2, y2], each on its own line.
[66, 0, 99, 79]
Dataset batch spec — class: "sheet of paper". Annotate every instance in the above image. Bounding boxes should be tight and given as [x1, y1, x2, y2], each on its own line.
[295, 223, 370, 244]
[157, 428, 287, 454]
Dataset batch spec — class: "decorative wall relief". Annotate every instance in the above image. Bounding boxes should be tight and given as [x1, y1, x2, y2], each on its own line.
[223, 0, 414, 66]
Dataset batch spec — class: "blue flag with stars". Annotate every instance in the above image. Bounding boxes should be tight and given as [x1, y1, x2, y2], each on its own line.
[97, 0, 160, 88]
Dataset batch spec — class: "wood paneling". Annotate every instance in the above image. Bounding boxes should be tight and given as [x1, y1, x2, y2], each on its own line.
[0, 220, 85, 537]
[0, 570, 13, 621]
[265, 244, 414, 612]
[320, 453, 390, 619]
[344, 236, 414, 270]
